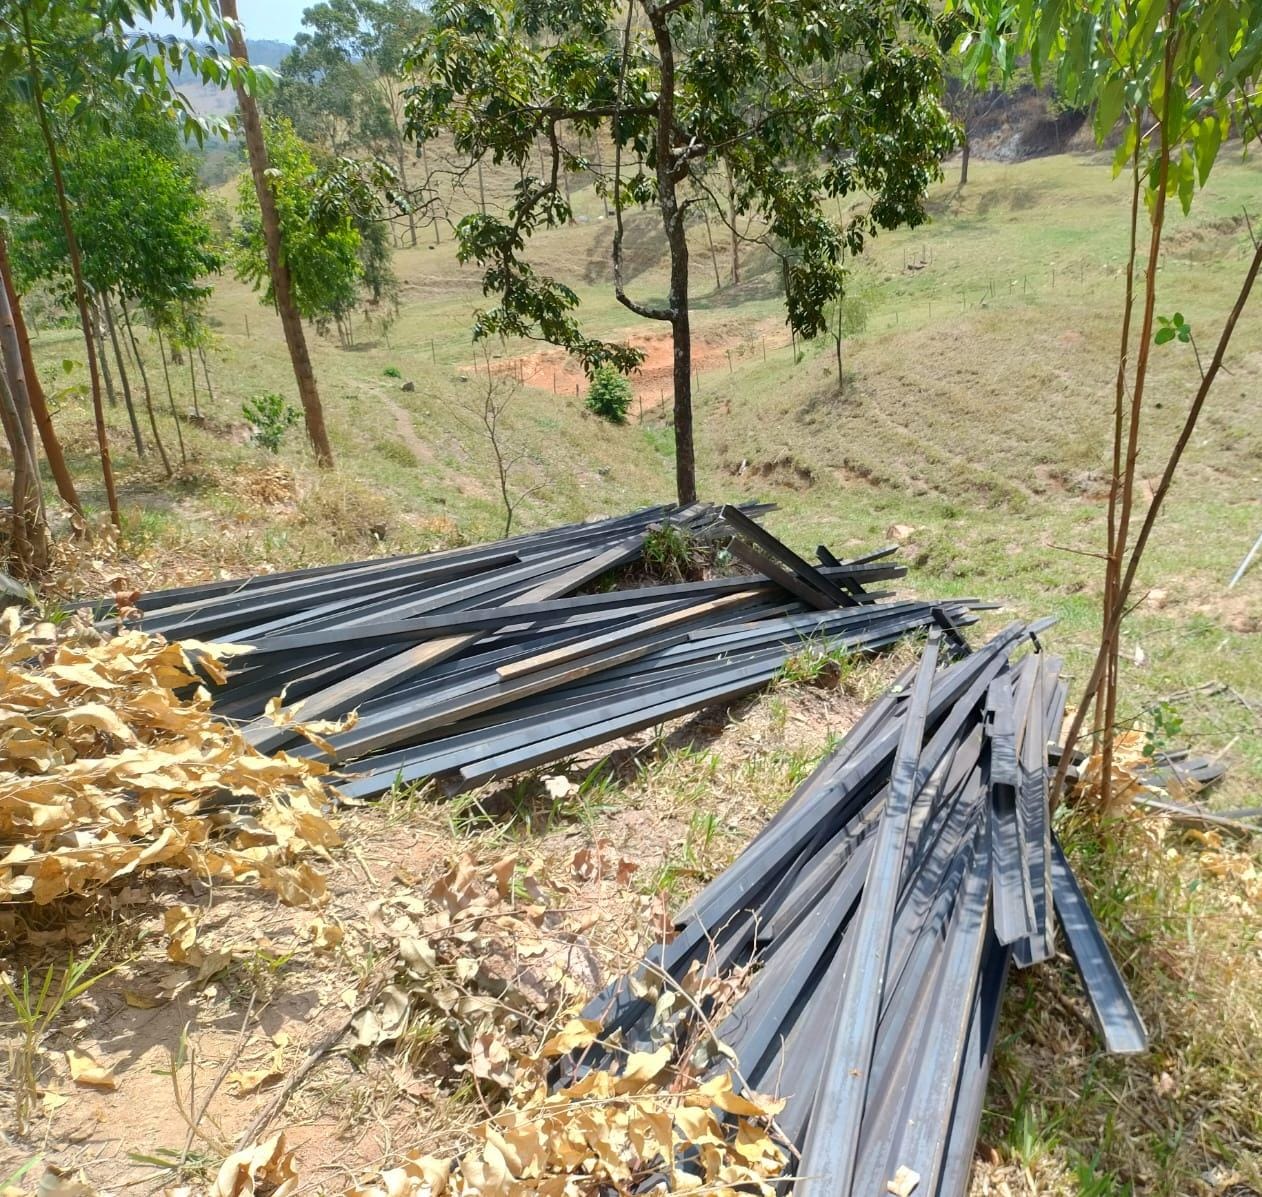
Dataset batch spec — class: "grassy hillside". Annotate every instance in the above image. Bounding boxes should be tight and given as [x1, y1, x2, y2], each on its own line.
[10, 150, 1262, 1194]
[28, 150, 1262, 789]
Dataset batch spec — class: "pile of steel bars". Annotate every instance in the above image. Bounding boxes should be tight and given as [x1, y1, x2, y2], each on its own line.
[562, 621, 1147, 1197]
[108, 503, 983, 801]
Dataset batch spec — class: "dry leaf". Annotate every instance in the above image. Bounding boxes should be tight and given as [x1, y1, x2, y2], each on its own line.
[211, 1134, 298, 1197]
[888, 1164, 921, 1196]
[34, 1166, 96, 1197]
[66, 1049, 117, 1090]
[541, 1018, 602, 1056]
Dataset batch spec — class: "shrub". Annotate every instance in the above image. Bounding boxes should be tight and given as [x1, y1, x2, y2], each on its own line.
[242, 393, 301, 454]
[383, 365, 402, 378]
[585, 366, 632, 423]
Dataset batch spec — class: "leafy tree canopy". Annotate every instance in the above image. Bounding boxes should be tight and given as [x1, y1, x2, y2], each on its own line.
[9, 119, 220, 315]
[232, 117, 364, 326]
[955, 0, 1262, 212]
[405, 0, 959, 372]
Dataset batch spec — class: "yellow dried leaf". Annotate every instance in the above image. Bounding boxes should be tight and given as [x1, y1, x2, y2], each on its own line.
[211, 1133, 298, 1197]
[66, 1049, 117, 1090]
[541, 1018, 602, 1056]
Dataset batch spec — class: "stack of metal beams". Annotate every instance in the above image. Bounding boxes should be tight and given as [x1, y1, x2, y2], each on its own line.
[562, 621, 1147, 1196]
[111, 503, 984, 801]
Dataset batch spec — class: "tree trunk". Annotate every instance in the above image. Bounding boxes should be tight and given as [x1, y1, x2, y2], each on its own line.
[726, 161, 740, 284]
[155, 326, 187, 468]
[394, 133, 418, 248]
[647, 6, 696, 506]
[0, 229, 82, 516]
[960, 138, 970, 186]
[220, 0, 335, 468]
[119, 297, 172, 478]
[19, 6, 119, 526]
[199, 347, 217, 408]
[188, 351, 200, 418]
[102, 300, 147, 461]
[0, 294, 48, 575]
[834, 333, 844, 396]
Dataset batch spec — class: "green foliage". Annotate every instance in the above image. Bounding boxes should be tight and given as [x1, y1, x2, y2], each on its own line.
[641, 523, 702, 582]
[1142, 700, 1185, 758]
[406, 0, 959, 365]
[585, 366, 632, 424]
[0, 1, 271, 149]
[9, 122, 220, 312]
[383, 365, 403, 378]
[1154, 312, 1192, 345]
[232, 119, 363, 329]
[956, 0, 1262, 215]
[242, 392, 300, 453]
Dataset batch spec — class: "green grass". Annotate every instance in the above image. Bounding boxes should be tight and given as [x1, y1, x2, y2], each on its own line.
[20, 150, 1262, 1190]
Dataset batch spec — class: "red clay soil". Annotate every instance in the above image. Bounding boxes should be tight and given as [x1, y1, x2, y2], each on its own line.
[469, 320, 789, 412]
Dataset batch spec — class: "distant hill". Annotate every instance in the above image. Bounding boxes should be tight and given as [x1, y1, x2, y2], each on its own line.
[164, 37, 293, 119]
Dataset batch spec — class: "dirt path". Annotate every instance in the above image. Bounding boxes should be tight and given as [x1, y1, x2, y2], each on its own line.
[384, 394, 436, 465]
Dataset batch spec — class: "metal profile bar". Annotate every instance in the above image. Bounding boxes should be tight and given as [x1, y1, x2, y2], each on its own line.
[795, 631, 941, 1197]
[1050, 836, 1148, 1055]
[719, 503, 855, 606]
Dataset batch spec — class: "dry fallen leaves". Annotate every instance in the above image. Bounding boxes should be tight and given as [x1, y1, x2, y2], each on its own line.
[211, 1132, 299, 1197]
[0, 607, 340, 928]
[345, 1050, 787, 1197]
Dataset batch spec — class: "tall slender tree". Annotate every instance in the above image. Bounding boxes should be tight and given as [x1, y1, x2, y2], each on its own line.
[408, 0, 957, 504]
[219, 0, 336, 468]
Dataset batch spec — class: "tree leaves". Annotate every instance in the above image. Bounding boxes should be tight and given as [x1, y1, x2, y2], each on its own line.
[0, 607, 340, 923]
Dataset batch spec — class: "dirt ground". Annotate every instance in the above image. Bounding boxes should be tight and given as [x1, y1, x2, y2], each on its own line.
[0, 676, 866, 1194]
[469, 317, 792, 412]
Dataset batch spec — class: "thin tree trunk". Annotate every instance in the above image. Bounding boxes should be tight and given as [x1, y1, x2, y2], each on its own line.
[703, 208, 722, 289]
[834, 333, 844, 396]
[188, 351, 200, 418]
[726, 161, 739, 284]
[647, 6, 696, 506]
[19, 6, 119, 526]
[960, 138, 970, 186]
[94, 305, 119, 408]
[220, 0, 335, 468]
[102, 300, 147, 461]
[1097, 37, 1175, 803]
[0, 304, 48, 574]
[198, 347, 217, 407]
[477, 158, 487, 216]
[1096, 124, 1143, 750]
[395, 134, 418, 248]
[119, 297, 172, 477]
[0, 228, 82, 516]
[593, 135, 611, 217]
[419, 140, 441, 243]
[155, 326, 187, 468]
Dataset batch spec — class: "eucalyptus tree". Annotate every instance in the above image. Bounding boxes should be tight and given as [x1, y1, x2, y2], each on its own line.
[12, 122, 221, 476]
[407, 0, 957, 504]
[0, 0, 267, 527]
[276, 0, 429, 246]
[959, 0, 1262, 802]
[220, 0, 335, 467]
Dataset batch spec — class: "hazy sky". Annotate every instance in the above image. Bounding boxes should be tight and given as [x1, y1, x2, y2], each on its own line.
[145, 1, 310, 44]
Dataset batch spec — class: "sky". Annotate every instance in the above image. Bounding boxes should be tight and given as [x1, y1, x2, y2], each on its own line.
[145, 1, 309, 44]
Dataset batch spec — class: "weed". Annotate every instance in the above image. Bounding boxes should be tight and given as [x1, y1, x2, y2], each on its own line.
[383, 365, 403, 378]
[777, 634, 854, 688]
[376, 437, 419, 468]
[649, 809, 721, 896]
[1141, 700, 1185, 758]
[642, 523, 702, 582]
[2, 941, 114, 1135]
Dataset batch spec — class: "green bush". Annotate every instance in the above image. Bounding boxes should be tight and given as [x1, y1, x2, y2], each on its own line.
[585, 366, 633, 423]
[242, 393, 301, 454]
[383, 365, 402, 378]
